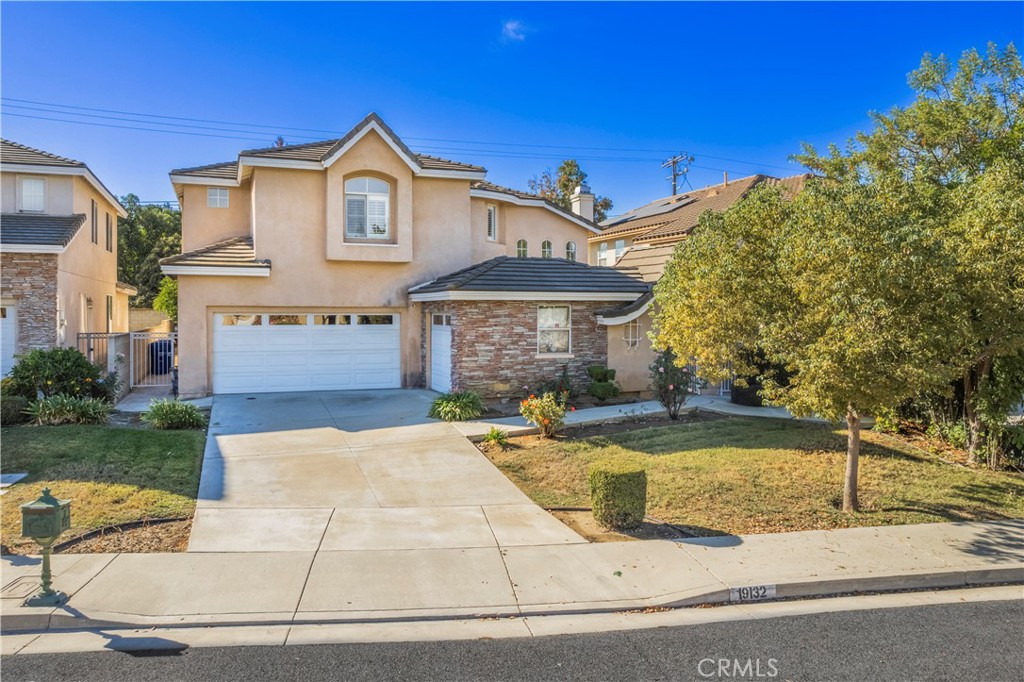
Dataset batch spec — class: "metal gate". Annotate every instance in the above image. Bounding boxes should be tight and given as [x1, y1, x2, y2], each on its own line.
[129, 332, 177, 388]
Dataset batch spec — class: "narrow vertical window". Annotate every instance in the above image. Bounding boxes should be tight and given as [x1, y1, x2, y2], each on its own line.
[614, 239, 626, 262]
[565, 241, 577, 262]
[91, 200, 98, 243]
[598, 242, 609, 266]
[516, 239, 528, 258]
[105, 213, 113, 252]
[541, 240, 553, 258]
[207, 187, 230, 208]
[486, 205, 498, 241]
[106, 295, 113, 333]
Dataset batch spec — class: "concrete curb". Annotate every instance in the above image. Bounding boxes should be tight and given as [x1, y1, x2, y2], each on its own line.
[3, 565, 1019, 635]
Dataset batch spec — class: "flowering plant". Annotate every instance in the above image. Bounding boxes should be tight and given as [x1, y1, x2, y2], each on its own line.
[519, 392, 567, 437]
[650, 348, 703, 419]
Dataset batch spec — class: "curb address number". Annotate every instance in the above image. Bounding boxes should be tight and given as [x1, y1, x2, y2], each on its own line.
[730, 584, 777, 602]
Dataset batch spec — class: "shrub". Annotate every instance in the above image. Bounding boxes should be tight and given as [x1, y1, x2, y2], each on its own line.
[873, 408, 901, 434]
[428, 391, 484, 421]
[589, 463, 647, 530]
[519, 392, 567, 437]
[142, 399, 207, 430]
[650, 348, 702, 419]
[26, 395, 112, 425]
[534, 365, 575, 400]
[6, 347, 110, 401]
[482, 427, 510, 449]
[586, 365, 620, 402]
[1, 377, 16, 395]
[1, 395, 30, 425]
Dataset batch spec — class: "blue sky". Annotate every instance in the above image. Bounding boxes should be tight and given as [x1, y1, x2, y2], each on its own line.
[2, 2, 1020, 214]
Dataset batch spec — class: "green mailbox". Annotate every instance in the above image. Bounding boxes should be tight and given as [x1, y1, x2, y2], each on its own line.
[20, 488, 71, 607]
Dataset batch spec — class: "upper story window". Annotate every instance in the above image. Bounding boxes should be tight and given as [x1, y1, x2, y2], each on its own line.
[345, 177, 391, 240]
[598, 242, 609, 266]
[207, 187, 230, 208]
[614, 239, 626, 261]
[19, 177, 46, 212]
[105, 213, 113, 252]
[541, 240, 553, 258]
[565, 241, 577, 262]
[516, 239, 528, 258]
[91, 200, 98, 244]
[486, 205, 498, 241]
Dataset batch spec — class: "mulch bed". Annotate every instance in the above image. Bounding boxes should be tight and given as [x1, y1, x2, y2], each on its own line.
[549, 509, 690, 543]
[55, 519, 192, 554]
[480, 395, 651, 419]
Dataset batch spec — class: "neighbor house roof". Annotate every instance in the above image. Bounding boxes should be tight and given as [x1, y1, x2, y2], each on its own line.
[1, 139, 127, 217]
[612, 242, 679, 283]
[160, 236, 270, 277]
[409, 256, 650, 302]
[0, 213, 87, 252]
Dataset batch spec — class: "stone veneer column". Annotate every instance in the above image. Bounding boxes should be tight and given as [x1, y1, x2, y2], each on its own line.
[1, 252, 59, 352]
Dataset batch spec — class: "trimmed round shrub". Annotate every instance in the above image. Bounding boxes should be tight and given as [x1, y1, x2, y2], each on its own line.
[6, 347, 106, 401]
[428, 391, 484, 422]
[1, 395, 30, 425]
[142, 399, 208, 430]
[26, 395, 112, 425]
[589, 464, 647, 530]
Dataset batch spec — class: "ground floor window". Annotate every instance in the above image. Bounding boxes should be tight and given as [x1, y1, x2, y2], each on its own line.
[623, 319, 641, 349]
[537, 305, 570, 354]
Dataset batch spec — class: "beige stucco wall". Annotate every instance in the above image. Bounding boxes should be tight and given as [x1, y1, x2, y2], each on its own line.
[588, 234, 635, 266]
[470, 199, 594, 263]
[180, 181, 252, 251]
[113, 290, 131, 333]
[606, 309, 656, 394]
[1, 173, 74, 214]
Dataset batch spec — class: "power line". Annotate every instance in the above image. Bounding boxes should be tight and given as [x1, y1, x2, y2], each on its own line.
[662, 152, 695, 195]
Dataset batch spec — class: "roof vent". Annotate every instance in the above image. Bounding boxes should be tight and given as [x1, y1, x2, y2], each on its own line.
[706, 189, 719, 198]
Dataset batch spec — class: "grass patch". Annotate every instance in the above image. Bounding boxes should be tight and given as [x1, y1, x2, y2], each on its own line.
[483, 417, 1024, 536]
[1, 424, 205, 553]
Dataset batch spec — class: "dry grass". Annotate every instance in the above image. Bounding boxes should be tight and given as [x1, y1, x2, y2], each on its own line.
[483, 417, 1024, 536]
[1, 424, 205, 553]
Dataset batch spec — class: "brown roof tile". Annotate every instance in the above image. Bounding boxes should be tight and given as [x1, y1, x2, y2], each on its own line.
[160, 236, 269, 269]
[613, 243, 680, 283]
[1, 139, 85, 168]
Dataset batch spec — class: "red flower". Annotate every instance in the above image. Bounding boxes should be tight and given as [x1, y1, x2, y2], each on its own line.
[543, 418, 550, 424]
[570, 407, 576, 412]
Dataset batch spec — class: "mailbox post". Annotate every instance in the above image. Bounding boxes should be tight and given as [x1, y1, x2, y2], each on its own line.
[20, 488, 71, 606]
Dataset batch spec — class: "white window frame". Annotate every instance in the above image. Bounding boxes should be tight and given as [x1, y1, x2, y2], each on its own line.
[537, 304, 571, 355]
[614, 239, 626, 262]
[486, 204, 498, 241]
[345, 176, 391, 240]
[623, 319, 641, 350]
[18, 176, 46, 213]
[541, 240, 553, 258]
[516, 239, 528, 258]
[598, 242, 609, 266]
[207, 187, 230, 208]
[565, 241, 577, 262]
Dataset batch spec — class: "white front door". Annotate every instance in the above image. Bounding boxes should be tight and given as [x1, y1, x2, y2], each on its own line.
[430, 314, 452, 393]
[1, 305, 16, 376]
[212, 312, 401, 394]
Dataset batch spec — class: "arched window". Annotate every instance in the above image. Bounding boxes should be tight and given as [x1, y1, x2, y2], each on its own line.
[565, 241, 577, 262]
[345, 177, 390, 240]
[516, 239, 528, 258]
[541, 240, 553, 258]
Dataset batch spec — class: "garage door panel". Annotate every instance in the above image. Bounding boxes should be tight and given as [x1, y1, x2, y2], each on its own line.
[212, 312, 401, 394]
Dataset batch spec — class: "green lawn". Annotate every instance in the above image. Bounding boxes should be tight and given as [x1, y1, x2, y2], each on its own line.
[1, 425, 205, 553]
[484, 417, 1024, 536]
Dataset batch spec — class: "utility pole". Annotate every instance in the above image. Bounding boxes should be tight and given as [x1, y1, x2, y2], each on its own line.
[662, 152, 694, 195]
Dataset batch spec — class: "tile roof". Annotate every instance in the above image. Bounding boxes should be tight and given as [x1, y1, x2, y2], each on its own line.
[597, 290, 653, 319]
[169, 161, 239, 178]
[613, 242, 680, 283]
[1, 139, 85, 168]
[0, 213, 87, 247]
[159, 236, 269, 269]
[470, 181, 601, 230]
[412, 256, 650, 295]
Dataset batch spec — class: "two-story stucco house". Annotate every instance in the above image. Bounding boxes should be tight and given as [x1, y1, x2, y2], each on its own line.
[1, 140, 134, 375]
[163, 113, 650, 398]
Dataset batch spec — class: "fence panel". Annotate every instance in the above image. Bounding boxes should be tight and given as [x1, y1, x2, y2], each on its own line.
[129, 332, 177, 388]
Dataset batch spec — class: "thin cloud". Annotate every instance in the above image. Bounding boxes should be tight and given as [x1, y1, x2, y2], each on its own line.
[501, 19, 528, 43]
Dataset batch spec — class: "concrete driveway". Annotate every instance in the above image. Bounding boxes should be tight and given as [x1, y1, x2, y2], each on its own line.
[190, 389, 583, 552]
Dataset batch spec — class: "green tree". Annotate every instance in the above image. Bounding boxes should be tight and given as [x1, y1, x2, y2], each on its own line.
[528, 160, 614, 222]
[796, 42, 1024, 464]
[118, 194, 182, 306]
[152, 277, 178, 323]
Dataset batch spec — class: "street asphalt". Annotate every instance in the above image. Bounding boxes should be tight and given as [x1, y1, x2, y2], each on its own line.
[3, 598, 1021, 682]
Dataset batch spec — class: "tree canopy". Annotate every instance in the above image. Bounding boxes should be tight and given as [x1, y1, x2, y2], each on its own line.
[117, 194, 182, 307]
[528, 160, 613, 222]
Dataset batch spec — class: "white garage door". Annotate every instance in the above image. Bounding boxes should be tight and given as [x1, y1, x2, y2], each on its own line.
[212, 312, 401, 394]
[1, 305, 16, 376]
[430, 314, 452, 393]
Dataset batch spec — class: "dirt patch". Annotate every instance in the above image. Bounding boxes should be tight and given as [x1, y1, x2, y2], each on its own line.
[550, 509, 689, 543]
[56, 519, 192, 554]
[481, 395, 651, 419]
[108, 411, 147, 428]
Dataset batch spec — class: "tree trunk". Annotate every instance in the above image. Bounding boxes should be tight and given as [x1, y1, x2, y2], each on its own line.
[964, 356, 992, 465]
[844, 404, 860, 513]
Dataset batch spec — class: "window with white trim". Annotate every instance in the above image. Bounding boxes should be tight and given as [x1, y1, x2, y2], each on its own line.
[91, 200, 98, 244]
[486, 205, 498, 241]
[565, 241, 577, 262]
[614, 239, 626, 262]
[541, 240, 553, 258]
[207, 187, 230, 208]
[598, 242, 609, 266]
[20, 177, 46, 212]
[516, 239, 528, 258]
[106, 295, 113, 333]
[537, 305, 570, 354]
[345, 177, 391, 240]
[105, 213, 113, 252]
[623, 319, 641, 350]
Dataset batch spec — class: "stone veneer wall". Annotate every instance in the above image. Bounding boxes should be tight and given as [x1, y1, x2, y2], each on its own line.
[424, 300, 608, 398]
[1, 252, 59, 352]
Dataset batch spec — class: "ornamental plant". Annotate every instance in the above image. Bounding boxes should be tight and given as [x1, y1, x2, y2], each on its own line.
[649, 348, 702, 419]
[26, 395, 112, 426]
[519, 392, 567, 437]
[142, 399, 208, 430]
[428, 390, 484, 422]
[6, 347, 106, 400]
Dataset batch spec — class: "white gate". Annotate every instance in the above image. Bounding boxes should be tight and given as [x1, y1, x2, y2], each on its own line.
[130, 332, 177, 388]
[430, 314, 452, 393]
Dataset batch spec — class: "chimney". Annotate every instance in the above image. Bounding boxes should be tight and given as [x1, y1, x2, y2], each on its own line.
[723, 171, 729, 187]
[571, 184, 595, 222]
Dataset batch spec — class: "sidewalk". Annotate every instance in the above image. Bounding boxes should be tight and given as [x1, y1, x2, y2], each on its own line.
[3, 519, 1021, 635]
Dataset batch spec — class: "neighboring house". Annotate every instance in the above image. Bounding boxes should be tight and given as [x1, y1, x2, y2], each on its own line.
[162, 113, 612, 397]
[0, 140, 133, 375]
[594, 174, 810, 393]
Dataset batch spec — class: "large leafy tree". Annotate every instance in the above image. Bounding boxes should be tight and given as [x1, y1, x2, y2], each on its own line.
[118, 194, 182, 307]
[528, 160, 614, 222]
